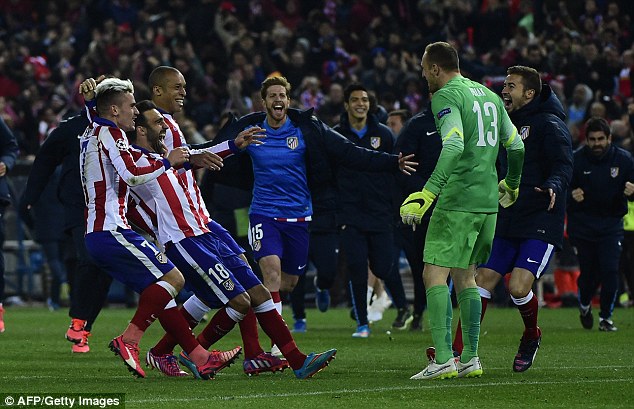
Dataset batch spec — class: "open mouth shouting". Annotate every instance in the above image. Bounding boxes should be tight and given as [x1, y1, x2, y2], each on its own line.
[272, 102, 285, 115]
[502, 94, 513, 111]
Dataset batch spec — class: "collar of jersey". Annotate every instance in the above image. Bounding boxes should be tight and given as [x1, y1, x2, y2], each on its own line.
[93, 116, 117, 127]
[131, 144, 160, 157]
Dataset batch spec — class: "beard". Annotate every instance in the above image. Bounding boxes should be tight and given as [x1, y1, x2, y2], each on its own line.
[266, 105, 287, 120]
[151, 135, 168, 155]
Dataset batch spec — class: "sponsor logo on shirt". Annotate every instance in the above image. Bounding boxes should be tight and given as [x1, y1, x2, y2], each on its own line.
[437, 108, 451, 120]
[520, 126, 530, 140]
[611, 167, 619, 178]
[370, 136, 381, 149]
[287, 136, 299, 150]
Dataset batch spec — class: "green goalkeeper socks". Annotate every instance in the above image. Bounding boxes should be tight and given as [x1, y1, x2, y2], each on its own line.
[457, 287, 481, 363]
[426, 285, 453, 364]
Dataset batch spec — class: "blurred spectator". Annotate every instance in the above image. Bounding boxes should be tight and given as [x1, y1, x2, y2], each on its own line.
[566, 83, 593, 128]
[473, 0, 511, 55]
[618, 49, 633, 100]
[360, 47, 397, 98]
[386, 109, 411, 137]
[284, 49, 311, 97]
[261, 0, 303, 31]
[611, 119, 633, 151]
[299, 76, 325, 110]
[317, 82, 345, 127]
[402, 77, 425, 115]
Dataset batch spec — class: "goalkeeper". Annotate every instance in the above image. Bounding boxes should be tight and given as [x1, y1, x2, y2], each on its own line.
[400, 42, 524, 381]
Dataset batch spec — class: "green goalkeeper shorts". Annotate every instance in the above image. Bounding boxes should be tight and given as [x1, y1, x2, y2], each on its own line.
[423, 208, 497, 269]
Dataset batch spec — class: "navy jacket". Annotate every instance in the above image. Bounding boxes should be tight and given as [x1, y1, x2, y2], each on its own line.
[393, 105, 442, 222]
[567, 143, 634, 241]
[202, 108, 402, 232]
[0, 117, 19, 207]
[496, 84, 573, 250]
[334, 113, 396, 231]
[20, 114, 88, 231]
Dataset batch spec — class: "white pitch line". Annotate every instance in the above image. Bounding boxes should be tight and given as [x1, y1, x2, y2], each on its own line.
[1, 365, 631, 380]
[131, 378, 633, 403]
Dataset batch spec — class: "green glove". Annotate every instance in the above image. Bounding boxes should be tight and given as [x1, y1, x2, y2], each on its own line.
[498, 179, 519, 208]
[400, 188, 437, 225]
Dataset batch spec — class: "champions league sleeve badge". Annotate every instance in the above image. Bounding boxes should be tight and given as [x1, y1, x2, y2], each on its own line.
[116, 138, 129, 151]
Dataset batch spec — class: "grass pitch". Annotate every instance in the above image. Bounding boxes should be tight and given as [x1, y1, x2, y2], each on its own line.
[0, 305, 632, 408]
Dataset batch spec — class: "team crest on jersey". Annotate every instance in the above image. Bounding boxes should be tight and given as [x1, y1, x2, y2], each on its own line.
[611, 167, 619, 178]
[287, 136, 299, 150]
[370, 136, 381, 149]
[520, 126, 530, 140]
[223, 278, 235, 291]
[155, 252, 167, 264]
[437, 108, 451, 120]
[116, 138, 128, 151]
[252, 240, 261, 252]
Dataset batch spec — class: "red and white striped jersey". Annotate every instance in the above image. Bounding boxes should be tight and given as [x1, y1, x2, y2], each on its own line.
[80, 117, 169, 233]
[128, 148, 210, 245]
[161, 111, 236, 224]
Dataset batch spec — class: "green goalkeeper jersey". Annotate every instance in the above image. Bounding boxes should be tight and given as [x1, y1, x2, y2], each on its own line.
[425, 76, 524, 213]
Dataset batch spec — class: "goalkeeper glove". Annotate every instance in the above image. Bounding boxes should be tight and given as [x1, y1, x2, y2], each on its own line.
[400, 188, 436, 225]
[498, 179, 519, 208]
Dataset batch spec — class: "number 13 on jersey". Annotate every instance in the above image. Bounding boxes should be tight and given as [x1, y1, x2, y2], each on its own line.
[473, 101, 498, 147]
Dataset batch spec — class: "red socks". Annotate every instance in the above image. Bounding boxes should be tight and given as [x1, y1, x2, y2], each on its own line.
[239, 309, 264, 358]
[157, 307, 199, 354]
[517, 294, 540, 339]
[197, 308, 238, 349]
[255, 309, 306, 369]
[130, 283, 173, 331]
[152, 307, 199, 355]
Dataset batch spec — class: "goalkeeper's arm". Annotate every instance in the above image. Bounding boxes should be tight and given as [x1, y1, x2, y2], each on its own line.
[500, 116, 525, 190]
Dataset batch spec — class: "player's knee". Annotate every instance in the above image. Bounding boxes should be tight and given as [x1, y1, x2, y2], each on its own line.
[509, 285, 531, 299]
[229, 293, 251, 314]
[475, 269, 501, 291]
[163, 269, 185, 292]
[247, 284, 271, 305]
[262, 269, 281, 285]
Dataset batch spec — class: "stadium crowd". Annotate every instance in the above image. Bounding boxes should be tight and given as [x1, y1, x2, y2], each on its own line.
[0, 0, 632, 158]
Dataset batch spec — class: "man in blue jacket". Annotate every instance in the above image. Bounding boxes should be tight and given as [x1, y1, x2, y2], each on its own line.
[335, 83, 412, 337]
[0, 117, 19, 333]
[451, 66, 573, 372]
[202, 76, 416, 348]
[568, 117, 634, 332]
